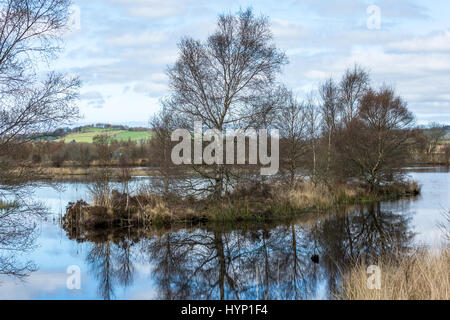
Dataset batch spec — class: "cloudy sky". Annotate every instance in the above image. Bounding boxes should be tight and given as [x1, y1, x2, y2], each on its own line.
[55, 0, 450, 126]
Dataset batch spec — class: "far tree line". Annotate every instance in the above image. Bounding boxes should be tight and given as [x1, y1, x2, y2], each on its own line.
[2, 118, 448, 168]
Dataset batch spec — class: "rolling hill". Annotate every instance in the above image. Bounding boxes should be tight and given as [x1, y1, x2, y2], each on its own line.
[57, 127, 152, 143]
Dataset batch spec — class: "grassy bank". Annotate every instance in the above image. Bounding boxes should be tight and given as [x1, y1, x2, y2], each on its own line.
[38, 166, 154, 179]
[337, 247, 450, 300]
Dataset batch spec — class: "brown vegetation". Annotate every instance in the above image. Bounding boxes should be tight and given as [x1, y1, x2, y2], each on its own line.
[62, 178, 421, 232]
[338, 247, 450, 300]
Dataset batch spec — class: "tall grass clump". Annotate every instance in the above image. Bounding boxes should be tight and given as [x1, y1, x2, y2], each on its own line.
[338, 247, 450, 300]
[275, 181, 366, 211]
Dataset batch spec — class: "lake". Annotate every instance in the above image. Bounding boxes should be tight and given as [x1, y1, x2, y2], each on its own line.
[0, 167, 448, 300]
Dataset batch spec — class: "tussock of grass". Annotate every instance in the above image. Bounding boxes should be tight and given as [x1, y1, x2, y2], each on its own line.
[377, 180, 421, 197]
[142, 201, 175, 225]
[274, 179, 421, 212]
[273, 181, 366, 211]
[338, 247, 450, 300]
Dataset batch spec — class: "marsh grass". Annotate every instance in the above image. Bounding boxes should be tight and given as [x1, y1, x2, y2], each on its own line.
[274, 181, 368, 211]
[338, 247, 450, 300]
[274, 179, 421, 213]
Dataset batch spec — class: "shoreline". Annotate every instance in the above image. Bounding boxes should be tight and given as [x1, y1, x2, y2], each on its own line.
[14, 162, 450, 182]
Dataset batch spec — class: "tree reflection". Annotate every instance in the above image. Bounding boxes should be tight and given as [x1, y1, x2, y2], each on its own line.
[69, 201, 414, 300]
[317, 202, 414, 296]
[0, 202, 41, 279]
[139, 202, 413, 300]
[86, 237, 135, 300]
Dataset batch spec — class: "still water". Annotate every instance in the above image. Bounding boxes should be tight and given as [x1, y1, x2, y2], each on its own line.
[0, 168, 448, 300]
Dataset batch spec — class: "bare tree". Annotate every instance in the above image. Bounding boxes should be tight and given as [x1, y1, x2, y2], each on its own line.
[335, 87, 414, 191]
[305, 93, 321, 183]
[276, 89, 308, 188]
[0, 2, 79, 273]
[91, 134, 112, 207]
[166, 8, 287, 198]
[424, 122, 446, 162]
[339, 65, 370, 124]
[444, 144, 450, 167]
[149, 105, 177, 197]
[319, 78, 340, 175]
[0, 0, 80, 187]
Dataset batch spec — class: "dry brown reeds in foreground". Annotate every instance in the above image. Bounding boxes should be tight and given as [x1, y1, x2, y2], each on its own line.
[338, 247, 450, 300]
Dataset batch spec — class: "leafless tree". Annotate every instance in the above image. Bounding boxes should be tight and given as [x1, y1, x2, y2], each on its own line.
[339, 65, 370, 124]
[276, 89, 308, 188]
[0, 0, 80, 188]
[319, 78, 340, 175]
[335, 87, 414, 191]
[0, 2, 79, 274]
[91, 134, 112, 207]
[444, 144, 450, 167]
[305, 93, 321, 183]
[424, 122, 446, 162]
[166, 8, 287, 198]
[149, 105, 177, 197]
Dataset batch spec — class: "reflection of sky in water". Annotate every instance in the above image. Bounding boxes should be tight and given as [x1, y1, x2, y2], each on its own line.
[396, 169, 448, 245]
[0, 169, 448, 300]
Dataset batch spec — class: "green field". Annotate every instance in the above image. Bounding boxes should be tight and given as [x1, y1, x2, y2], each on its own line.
[59, 127, 152, 143]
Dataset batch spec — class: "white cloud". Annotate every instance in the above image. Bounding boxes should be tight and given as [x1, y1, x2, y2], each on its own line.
[107, 31, 167, 46]
[0, 272, 74, 299]
[109, 0, 197, 19]
[58, 1, 450, 124]
[388, 30, 450, 52]
[271, 18, 308, 40]
[133, 81, 168, 95]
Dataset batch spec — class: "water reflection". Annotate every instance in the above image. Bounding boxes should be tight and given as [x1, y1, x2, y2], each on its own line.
[3, 167, 446, 299]
[64, 202, 414, 300]
[86, 239, 134, 300]
[0, 204, 40, 279]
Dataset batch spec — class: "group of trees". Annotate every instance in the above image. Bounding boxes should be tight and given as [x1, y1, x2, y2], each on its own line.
[415, 123, 449, 164]
[6, 138, 153, 167]
[151, 8, 431, 197]
[0, 3, 447, 199]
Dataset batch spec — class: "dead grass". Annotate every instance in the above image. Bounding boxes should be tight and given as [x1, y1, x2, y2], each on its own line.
[274, 181, 365, 210]
[338, 247, 450, 300]
[39, 166, 151, 178]
[440, 210, 450, 242]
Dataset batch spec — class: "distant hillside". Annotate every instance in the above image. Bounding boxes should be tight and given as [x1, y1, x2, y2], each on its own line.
[30, 125, 153, 143]
[58, 126, 152, 143]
